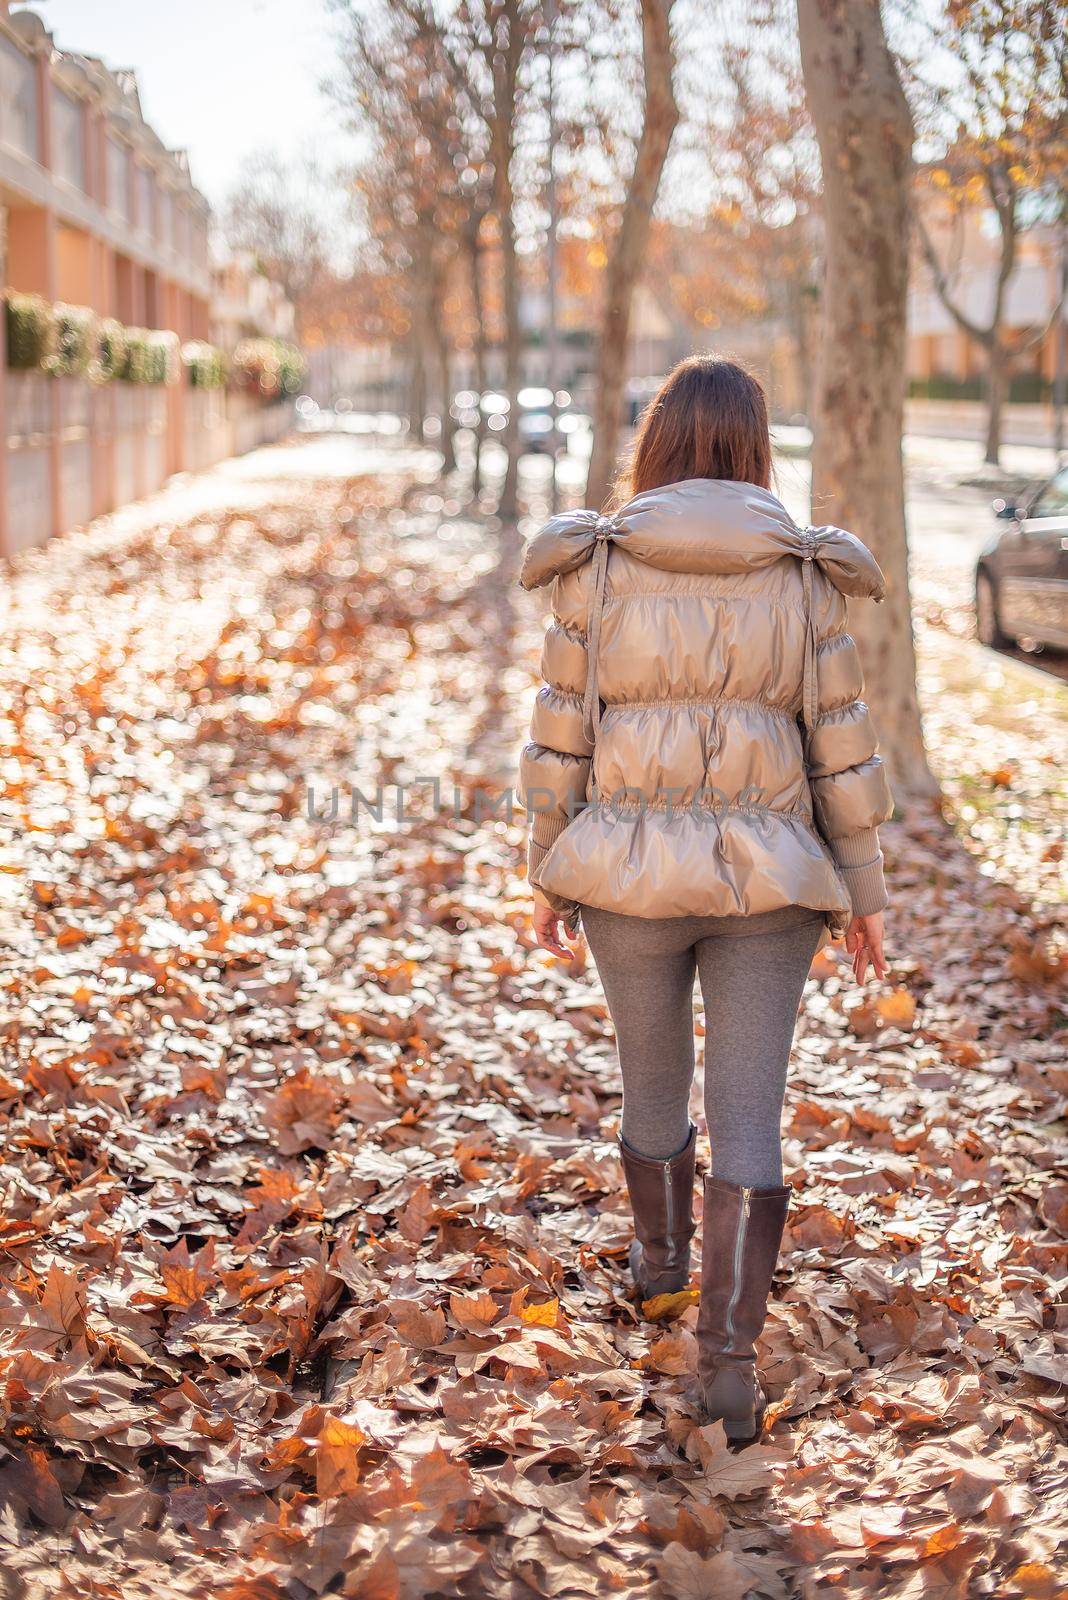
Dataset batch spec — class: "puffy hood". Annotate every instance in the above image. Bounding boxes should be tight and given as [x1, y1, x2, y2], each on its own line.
[519, 478, 886, 602]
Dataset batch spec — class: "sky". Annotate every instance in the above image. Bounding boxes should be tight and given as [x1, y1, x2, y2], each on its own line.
[16, 0, 354, 205]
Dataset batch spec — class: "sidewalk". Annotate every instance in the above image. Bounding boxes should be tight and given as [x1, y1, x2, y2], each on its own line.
[905, 398, 1061, 452]
[0, 443, 1063, 1597]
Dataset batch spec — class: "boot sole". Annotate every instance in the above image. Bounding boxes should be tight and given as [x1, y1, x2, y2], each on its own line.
[702, 1391, 766, 1444]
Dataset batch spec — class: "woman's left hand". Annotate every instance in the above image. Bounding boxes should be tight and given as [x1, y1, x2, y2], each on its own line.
[845, 912, 887, 984]
[532, 896, 579, 961]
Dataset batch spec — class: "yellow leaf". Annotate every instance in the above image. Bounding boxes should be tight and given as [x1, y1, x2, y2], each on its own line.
[875, 989, 917, 1029]
[316, 1416, 365, 1499]
[520, 1297, 560, 1327]
[1007, 1562, 1059, 1600]
[642, 1287, 699, 1322]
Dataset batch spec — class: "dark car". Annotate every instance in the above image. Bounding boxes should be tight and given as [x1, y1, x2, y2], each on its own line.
[975, 465, 1068, 651]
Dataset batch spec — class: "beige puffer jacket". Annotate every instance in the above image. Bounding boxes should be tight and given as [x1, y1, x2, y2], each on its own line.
[517, 478, 893, 938]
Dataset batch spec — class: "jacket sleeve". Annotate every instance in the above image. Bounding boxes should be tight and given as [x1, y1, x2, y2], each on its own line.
[806, 621, 894, 917]
[517, 601, 592, 921]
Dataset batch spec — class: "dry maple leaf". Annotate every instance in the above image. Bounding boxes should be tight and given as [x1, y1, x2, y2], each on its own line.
[1003, 1561, 1062, 1600]
[689, 1421, 791, 1495]
[1007, 937, 1068, 986]
[519, 1297, 561, 1328]
[160, 1237, 216, 1308]
[390, 1300, 447, 1348]
[448, 1290, 499, 1333]
[641, 1328, 697, 1376]
[642, 1287, 699, 1323]
[396, 1182, 440, 1243]
[33, 1264, 89, 1349]
[316, 1415, 366, 1499]
[654, 1544, 754, 1600]
[263, 1068, 340, 1153]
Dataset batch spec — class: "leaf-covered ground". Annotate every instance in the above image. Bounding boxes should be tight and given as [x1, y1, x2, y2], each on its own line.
[0, 446, 1064, 1600]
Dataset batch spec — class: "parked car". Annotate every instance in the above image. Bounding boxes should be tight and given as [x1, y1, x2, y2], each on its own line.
[975, 466, 1068, 651]
[518, 409, 556, 454]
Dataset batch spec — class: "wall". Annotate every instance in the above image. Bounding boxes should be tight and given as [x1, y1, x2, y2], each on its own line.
[3, 370, 294, 555]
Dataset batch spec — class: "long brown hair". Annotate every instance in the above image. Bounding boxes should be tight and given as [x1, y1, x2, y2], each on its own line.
[611, 355, 772, 508]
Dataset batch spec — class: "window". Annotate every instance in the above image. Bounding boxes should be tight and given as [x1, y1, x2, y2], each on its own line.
[106, 136, 129, 219]
[0, 36, 38, 160]
[159, 188, 175, 250]
[52, 89, 84, 189]
[175, 198, 191, 260]
[190, 209, 208, 268]
[136, 166, 156, 236]
[1029, 468, 1068, 520]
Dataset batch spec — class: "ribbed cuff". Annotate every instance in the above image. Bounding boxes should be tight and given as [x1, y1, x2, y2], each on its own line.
[527, 821, 579, 929]
[830, 827, 888, 917]
[530, 811, 570, 852]
[528, 837, 551, 885]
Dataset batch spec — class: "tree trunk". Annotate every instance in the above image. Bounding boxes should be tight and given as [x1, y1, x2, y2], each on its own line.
[408, 330, 427, 446]
[797, 0, 935, 797]
[466, 224, 488, 496]
[432, 258, 457, 473]
[498, 203, 522, 522]
[585, 0, 679, 511]
[984, 343, 1007, 467]
[437, 324, 457, 472]
[786, 265, 815, 422]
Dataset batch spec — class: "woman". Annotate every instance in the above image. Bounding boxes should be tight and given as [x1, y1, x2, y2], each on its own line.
[517, 356, 892, 1444]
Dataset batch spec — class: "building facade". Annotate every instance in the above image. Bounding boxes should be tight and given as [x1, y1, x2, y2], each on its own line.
[211, 252, 296, 355]
[0, 5, 296, 560]
[907, 193, 1063, 398]
[0, 4, 213, 555]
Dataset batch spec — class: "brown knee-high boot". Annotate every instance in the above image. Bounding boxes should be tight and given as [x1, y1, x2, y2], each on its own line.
[696, 1174, 791, 1442]
[618, 1123, 697, 1301]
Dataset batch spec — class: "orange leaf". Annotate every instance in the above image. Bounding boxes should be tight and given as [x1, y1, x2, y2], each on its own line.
[642, 1287, 699, 1322]
[160, 1238, 215, 1308]
[520, 1297, 560, 1327]
[316, 1415, 365, 1499]
[263, 1069, 339, 1154]
[1006, 1563, 1059, 1600]
[875, 988, 917, 1029]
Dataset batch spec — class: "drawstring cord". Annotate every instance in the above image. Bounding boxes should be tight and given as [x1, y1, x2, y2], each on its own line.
[581, 514, 621, 744]
[800, 526, 818, 759]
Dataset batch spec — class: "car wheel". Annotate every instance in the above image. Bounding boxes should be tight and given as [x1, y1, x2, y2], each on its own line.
[975, 568, 1012, 649]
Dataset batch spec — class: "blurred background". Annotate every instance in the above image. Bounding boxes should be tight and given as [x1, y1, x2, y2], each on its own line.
[0, 2, 1063, 512]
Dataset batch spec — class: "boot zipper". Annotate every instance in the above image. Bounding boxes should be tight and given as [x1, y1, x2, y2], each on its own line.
[663, 1162, 676, 1267]
[724, 1187, 752, 1352]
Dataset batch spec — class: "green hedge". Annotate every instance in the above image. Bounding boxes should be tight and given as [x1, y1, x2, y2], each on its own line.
[182, 339, 227, 389]
[909, 372, 1051, 403]
[232, 337, 306, 399]
[3, 294, 176, 386]
[96, 319, 128, 383]
[119, 329, 176, 386]
[49, 302, 97, 378]
[5, 293, 53, 371]
[5, 293, 303, 401]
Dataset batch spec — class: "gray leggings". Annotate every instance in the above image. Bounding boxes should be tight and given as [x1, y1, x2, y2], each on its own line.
[581, 903, 824, 1187]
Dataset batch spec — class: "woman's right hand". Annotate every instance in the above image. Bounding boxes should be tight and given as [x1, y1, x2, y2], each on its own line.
[532, 896, 579, 962]
[845, 912, 887, 984]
